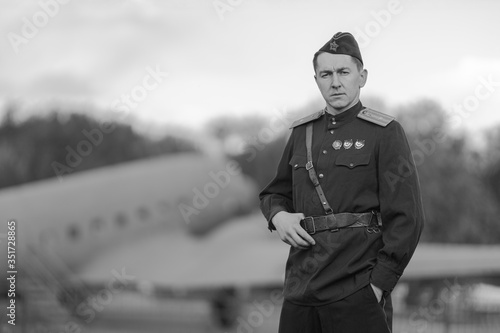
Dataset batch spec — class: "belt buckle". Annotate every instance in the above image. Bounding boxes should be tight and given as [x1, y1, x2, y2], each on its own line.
[302, 216, 316, 234]
[305, 161, 313, 170]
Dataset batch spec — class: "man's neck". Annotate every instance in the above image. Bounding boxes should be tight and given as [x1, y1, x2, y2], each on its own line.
[325, 100, 359, 116]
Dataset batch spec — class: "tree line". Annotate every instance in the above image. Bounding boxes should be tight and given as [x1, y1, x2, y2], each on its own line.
[0, 108, 197, 189]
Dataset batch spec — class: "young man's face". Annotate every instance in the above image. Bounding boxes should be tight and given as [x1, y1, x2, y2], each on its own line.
[314, 53, 367, 113]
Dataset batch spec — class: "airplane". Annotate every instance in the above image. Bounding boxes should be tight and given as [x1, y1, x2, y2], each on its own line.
[1, 152, 500, 332]
[0, 152, 261, 330]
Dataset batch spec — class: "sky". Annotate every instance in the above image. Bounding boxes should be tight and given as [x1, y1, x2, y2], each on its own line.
[1, 0, 500, 133]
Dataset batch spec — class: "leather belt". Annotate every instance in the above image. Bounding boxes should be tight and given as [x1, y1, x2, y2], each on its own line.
[300, 212, 381, 234]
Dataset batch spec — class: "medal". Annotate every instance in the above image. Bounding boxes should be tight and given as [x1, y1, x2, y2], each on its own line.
[343, 139, 353, 149]
[332, 140, 342, 150]
[355, 140, 365, 149]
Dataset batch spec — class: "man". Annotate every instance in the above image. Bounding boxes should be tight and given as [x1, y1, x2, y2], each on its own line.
[259, 32, 424, 332]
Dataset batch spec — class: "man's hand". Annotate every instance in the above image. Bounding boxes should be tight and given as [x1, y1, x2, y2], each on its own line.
[272, 211, 315, 250]
[370, 283, 383, 303]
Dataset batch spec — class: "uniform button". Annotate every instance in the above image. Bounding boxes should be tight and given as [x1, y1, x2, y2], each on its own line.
[319, 173, 324, 178]
[349, 163, 354, 167]
[294, 164, 298, 168]
[322, 150, 327, 154]
[330, 130, 334, 134]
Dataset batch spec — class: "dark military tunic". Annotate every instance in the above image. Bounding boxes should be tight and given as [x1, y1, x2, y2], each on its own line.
[259, 101, 424, 306]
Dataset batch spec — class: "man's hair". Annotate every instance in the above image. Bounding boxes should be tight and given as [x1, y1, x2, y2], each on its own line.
[313, 52, 364, 73]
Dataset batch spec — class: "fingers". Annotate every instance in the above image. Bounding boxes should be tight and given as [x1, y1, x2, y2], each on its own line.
[282, 224, 315, 250]
[279, 228, 308, 249]
[288, 231, 311, 250]
[295, 225, 316, 246]
[370, 283, 383, 303]
[274, 212, 315, 250]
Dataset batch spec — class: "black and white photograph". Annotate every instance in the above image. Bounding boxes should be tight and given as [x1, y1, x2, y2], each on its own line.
[1, 0, 500, 332]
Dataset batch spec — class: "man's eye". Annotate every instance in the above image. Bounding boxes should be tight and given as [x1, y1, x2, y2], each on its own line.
[321, 73, 331, 78]
[340, 71, 349, 75]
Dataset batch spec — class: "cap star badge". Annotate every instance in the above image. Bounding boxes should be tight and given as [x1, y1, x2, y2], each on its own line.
[329, 40, 339, 51]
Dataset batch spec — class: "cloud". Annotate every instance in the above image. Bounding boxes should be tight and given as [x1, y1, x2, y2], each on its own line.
[28, 73, 96, 98]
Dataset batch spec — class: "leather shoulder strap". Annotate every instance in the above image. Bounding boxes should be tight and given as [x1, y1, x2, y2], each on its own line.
[306, 123, 333, 214]
[357, 108, 394, 127]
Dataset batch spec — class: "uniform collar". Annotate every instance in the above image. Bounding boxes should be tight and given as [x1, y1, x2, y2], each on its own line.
[326, 101, 363, 130]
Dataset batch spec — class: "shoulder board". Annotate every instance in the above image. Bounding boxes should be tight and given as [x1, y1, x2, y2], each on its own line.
[357, 108, 394, 127]
[289, 110, 325, 129]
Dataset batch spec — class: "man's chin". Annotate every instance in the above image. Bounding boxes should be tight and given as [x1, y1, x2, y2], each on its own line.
[329, 102, 349, 111]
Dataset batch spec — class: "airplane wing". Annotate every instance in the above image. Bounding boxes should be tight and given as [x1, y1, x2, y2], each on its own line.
[75, 213, 288, 289]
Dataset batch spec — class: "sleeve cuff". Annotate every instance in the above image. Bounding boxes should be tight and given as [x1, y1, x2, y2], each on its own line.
[266, 208, 288, 232]
[370, 262, 401, 292]
[268, 221, 276, 232]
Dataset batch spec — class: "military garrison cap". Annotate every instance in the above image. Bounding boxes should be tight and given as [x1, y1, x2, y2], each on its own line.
[315, 32, 363, 65]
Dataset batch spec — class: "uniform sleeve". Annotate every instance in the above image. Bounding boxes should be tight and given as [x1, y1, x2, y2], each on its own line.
[371, 121, 425, 292]
[259, 132, 295, 231]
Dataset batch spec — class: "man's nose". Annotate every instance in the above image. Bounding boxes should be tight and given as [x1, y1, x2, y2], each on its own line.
[331, 73, 341, 88]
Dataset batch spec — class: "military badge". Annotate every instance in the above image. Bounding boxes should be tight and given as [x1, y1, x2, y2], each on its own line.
[329, 41, 339, 51]
[332, 140, 342, 150]
[355, 140, 365, 149]
[343, 139, 353, 149]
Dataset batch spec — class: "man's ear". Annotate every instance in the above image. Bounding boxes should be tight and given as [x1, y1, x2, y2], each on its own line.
[359, 69, 368, 88]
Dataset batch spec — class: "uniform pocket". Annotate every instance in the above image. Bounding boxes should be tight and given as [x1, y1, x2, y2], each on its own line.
[364, 284, 385, 307]
[335, 153, 371, 169]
